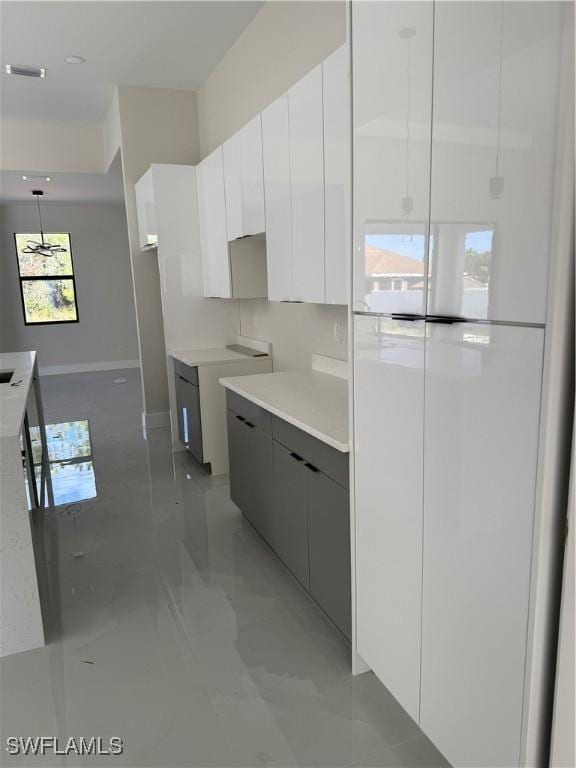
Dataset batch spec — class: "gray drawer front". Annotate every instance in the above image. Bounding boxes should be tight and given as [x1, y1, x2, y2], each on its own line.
[226, 390, 272, 434]
[174, 358, 199, 386]
[272, 417, 349, 489]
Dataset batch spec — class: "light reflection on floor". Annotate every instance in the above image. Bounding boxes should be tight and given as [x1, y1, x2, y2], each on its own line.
[31, 419, 97, 506]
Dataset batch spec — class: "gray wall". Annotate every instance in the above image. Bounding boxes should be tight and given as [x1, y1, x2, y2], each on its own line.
[115, 86, 200, 419]
[197, 0, 349, 371]
[0, 201, 139, 371]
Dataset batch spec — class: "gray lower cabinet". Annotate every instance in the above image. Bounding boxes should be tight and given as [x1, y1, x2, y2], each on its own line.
[227, 409, 274, 545]
[226, 391, 274, 544]
[272, 441, 310, 590]
[307, 468, 351, 639]
[175, 365, 203, 464]
[225, 390, 351, 641]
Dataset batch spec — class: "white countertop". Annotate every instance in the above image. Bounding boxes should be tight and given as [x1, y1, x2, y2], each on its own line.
[0, 351, 36, 440]
[220, 370, 349, 453]
[170, 348, 268, 367]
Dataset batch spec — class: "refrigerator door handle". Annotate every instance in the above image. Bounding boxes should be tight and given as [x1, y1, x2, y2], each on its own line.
[426, 315, 465, 325]
[391, 313, 425, 322]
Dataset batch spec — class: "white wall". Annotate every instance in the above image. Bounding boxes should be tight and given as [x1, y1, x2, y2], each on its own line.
[113, 86, 200, 421]
[0, 120, 105, 173]
[0, 201, 139, 372]
[197, 0, 349, 370]
[197, 1, 346, 156]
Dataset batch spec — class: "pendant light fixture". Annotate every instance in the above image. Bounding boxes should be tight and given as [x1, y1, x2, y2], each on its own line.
[22, 190, 68, 256]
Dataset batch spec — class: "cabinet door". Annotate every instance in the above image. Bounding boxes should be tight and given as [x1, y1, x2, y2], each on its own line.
[223, 131, 243, 241]
[352, 1, 433, 315]
[307, 467, 351, 639]
[420, 323, 544, 767]
[240, 115, 265, 236]
[354, 314, 425, 723]
[262, 94, 293, 301]
[428, 2, 565, 324]
[289, 64, 325, 303]
[197, 147, 232, 298]
[323, 45, 349, 306]
[227, 411, 274, 545]
[185, 381, 203, 465]
[272, 440, 309, 589]
[228, 410, 252, 516]
[176, 375, 203, 463]
[252, 423, 274, 546]
[175, 374, 188, 445]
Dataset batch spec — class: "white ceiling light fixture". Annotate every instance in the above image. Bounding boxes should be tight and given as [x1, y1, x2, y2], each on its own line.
[22, 175, 51, 182]
[64, 55, 86, 65]
[22, 191, 68, 257]
[5, 64, 46, 78]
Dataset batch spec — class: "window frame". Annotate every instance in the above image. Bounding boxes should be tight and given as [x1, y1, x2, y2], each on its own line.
[14, 232, 80, 326]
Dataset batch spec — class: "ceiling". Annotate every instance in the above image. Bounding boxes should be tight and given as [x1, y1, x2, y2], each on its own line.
[0, 153, 125, 203]
[0, 1, 263, 123]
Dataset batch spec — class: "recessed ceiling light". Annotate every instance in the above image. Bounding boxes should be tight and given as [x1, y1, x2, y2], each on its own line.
[5, 64, 46, 78]
[64, 55, 86, 65]
[22, 175, 51, 182]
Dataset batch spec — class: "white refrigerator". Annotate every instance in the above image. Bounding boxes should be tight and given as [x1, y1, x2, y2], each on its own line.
[352, 1, 571, 766]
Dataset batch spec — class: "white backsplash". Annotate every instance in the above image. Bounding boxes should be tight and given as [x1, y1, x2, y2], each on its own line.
[239, 300, 348, 372]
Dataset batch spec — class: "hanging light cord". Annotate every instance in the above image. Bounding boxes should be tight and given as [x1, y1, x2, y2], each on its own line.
[35, 193, 46, 245]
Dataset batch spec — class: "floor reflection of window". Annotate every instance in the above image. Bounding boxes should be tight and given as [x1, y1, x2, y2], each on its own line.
[30, 420, 97, 506]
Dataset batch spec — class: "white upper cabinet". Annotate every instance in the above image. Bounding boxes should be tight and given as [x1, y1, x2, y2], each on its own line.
[202, 49, 351, 305]
[262, 93, 293, 302]
[197, 146, 232, 299]
[223, 116, 266, 241]
[223, 131, 243, 241]
[420, 322, 544, 767]
[323, 45, 349, 306]
[135, 168, 158, 249]
[240, 115, 266, 236]
[352, 1, 434, 316]
[428, 2, 565, 323]
[289, 63, 325, 304]
[354, 314, 425, 723]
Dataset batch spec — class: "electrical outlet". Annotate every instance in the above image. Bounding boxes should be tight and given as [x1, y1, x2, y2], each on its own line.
[333, 322, 343, 344]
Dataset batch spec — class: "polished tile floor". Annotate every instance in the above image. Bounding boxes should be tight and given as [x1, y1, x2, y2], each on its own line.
[0, 369, 449, 767]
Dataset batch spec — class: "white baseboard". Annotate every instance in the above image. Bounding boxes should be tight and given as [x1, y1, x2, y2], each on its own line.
[141, 411, 171, 434]
[40, 359, 140, 376]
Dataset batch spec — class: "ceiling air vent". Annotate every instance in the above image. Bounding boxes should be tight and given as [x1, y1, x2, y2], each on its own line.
[5, 64, 46, 78]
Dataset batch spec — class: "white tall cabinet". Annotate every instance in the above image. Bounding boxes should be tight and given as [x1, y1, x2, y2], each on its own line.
[262, 94, 293, 302]
[352, 1, 433, 316]
[240, 115, 266, 236]
[289, 64, 325, 304]
[260, 45, 349, 306]
[420, 322, 544, 767]
[323, 45, 349, 306]
[352, 2, 570, 767]
[197, 147, 231, 299]
[223, 115, 266, 241]
[428, 1, 564, 325]
[354, 315, 425, 723]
